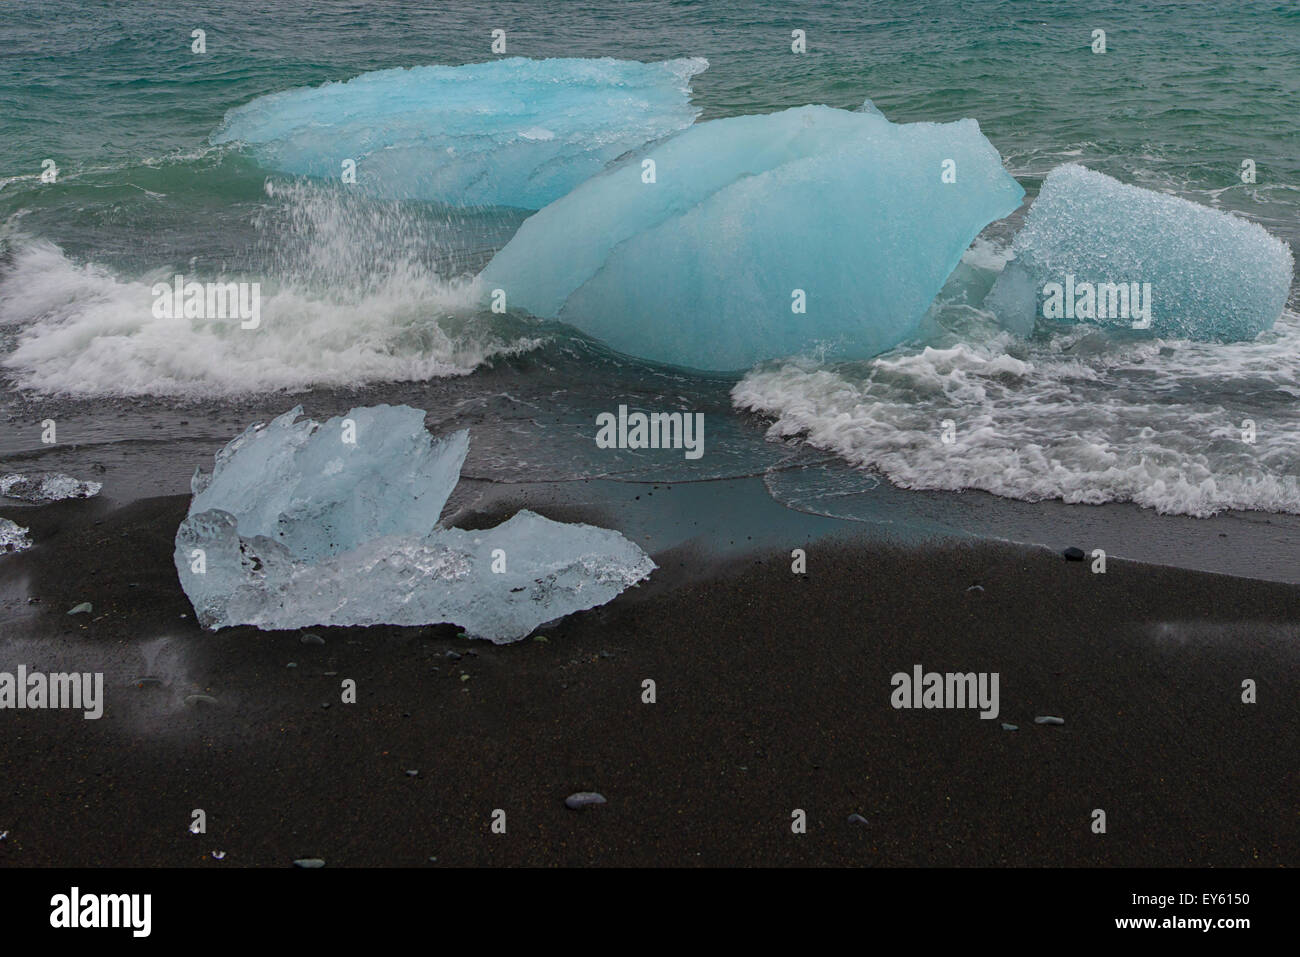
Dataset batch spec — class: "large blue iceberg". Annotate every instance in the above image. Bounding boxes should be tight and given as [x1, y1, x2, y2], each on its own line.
[174, 406, 655, 641]
[479, 105, 1025, 370]
[987, 164, 1294, 340]
[212, 57, 707, 209]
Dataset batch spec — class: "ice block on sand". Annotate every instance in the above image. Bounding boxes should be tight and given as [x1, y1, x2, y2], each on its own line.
[175, 406, 654, 641]
[987, 164, 1294, 339]
[479, 104, 1025, 370]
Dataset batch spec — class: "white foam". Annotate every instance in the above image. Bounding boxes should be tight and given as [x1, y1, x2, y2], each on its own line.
[735, 308, 1300, 518]
[0, 239, 538, 398]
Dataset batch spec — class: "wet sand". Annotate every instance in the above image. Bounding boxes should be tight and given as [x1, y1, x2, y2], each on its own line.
[0, 492, 1296, 867]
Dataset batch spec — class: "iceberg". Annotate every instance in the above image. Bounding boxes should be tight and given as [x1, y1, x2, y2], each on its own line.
[1, 473, 102, 503]
[987, 164, 1295, 340]
[174, 405, 654, 642]
[479, 105, 1025, 370]
[212, 57, 707, 209]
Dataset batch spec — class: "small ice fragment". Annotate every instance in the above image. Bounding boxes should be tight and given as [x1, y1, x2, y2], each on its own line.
[0, 519, 32, 555]
[1034, 715, 1065, 725]
[293, 858, 325, 868]
[67, 602, 92, 615]
[0, 473, 102, 503]
[184, 694, 218, 707]
[565, 792, 607, 809]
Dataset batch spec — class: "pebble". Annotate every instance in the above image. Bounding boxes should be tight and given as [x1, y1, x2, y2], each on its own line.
[966, 584, 984, 594]
[132, 676, 163, 688]
[445, 651, 462, 660]
[212, 850, 226, 860]
[300, 633, 324, 645]
[286, 662, 298, 668]
[184, 694, 218, 708]
[1000, 723, 1019, 731]
[293, 858, 326, 868]
[1034, 715, 1065, 725]
[564, 792, 607, 810]
[847, 813, 870, 826]
[67, 602, 93, 616]
[1063, 547, 1085, 561]
[405, 770, 419, 777]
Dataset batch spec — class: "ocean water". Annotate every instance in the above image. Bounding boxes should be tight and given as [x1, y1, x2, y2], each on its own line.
[1, 0, 1298, 538]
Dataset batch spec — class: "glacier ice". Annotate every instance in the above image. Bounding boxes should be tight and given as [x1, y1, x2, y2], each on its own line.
[174, 405, 654, 641]
[212, 57, 707, 209]
[0, 517, 31, 555]
[1, 473, 102, 503]
[479, 104, 1025, 370]
[987, 164, 1295, 340]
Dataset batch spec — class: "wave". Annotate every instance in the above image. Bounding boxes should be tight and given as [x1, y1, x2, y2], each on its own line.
[0, 236, 539, 398]
[736, 262, 1300, 518]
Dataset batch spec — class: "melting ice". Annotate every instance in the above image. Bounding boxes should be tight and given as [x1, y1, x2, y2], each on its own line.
[480, 105, 1025, 370]
[1, 473, 102, 503]
[212, 57, 707, 209]
[987, 164, 1294, 340]
[174, 405, 655, 641]
[0, 518, 31, 555]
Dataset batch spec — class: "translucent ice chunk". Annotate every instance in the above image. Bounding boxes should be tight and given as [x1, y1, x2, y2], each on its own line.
[212, 57, 707, 209]
[0, 517, 31, 554]
[986, 164, 1294, 340]
[0, 473, 102, 503]
[175, 406, 654, 641]
[479, 104, 1025, 369]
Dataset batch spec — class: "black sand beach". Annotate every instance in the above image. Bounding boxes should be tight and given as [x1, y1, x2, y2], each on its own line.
[1, 491, 1296, 867]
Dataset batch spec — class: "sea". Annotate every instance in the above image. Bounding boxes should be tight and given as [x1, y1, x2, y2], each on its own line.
[2, 0, 1299, 580]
